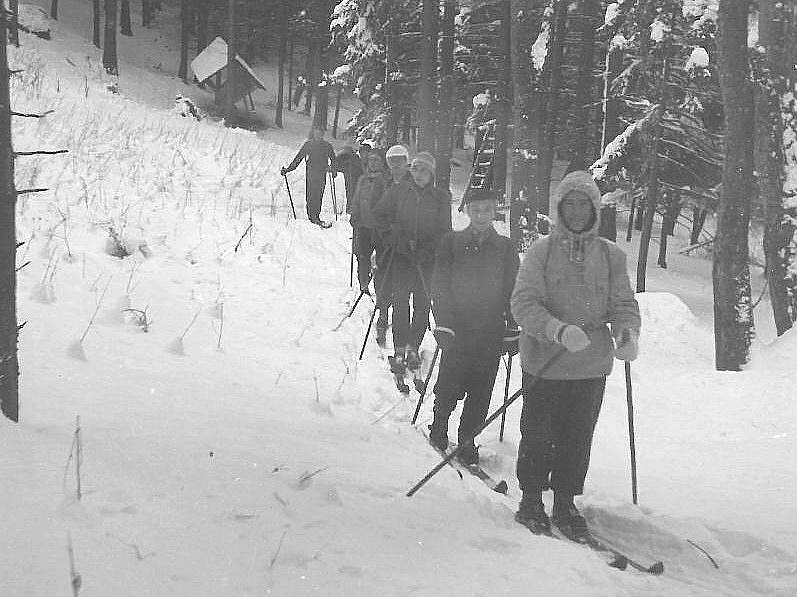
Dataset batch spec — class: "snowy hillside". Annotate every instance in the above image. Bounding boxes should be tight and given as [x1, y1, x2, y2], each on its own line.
[2, 8, 797, 597]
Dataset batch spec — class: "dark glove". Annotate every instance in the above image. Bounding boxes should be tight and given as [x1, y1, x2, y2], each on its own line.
[280, 166, 287, 176]
[503, 325, 520, 357]
[433, 327, 456, 352]
[614, 328, 639, 362]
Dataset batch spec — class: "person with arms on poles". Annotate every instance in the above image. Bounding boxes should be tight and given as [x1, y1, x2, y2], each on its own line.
[428, 189, 520, 465]
[510, 170, 640, 540]
[281, 127, 337, 228]
[336, 143, 365, 214]
[373, 151, 451, 373]
[350, 151, 390, 301]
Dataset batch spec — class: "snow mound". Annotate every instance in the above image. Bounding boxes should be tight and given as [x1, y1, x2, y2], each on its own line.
[636, 292, 711, 365]
[748, 326, 797, 373]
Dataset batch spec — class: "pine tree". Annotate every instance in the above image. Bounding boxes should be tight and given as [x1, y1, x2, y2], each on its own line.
[120, 0, 133, 36]
[754, 0, 797, 335]
[178, 0, 190, 82]
[417, 0, 439, 152]
[103, 0, 119, 76]
[713, 0, 754, 370]
[0, 11, 19, 422]
[435, 0, 455, 190]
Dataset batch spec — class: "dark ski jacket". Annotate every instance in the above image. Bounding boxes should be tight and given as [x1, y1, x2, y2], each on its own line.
[284, 139, 336, 177]
[373, 179, 452, 265]
[432, 225, 519, 335]
[336, 148, 364, 203]
[350, 171, 389, 230]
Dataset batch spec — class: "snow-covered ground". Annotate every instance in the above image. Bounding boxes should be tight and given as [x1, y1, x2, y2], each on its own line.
[2, 5, 797, 597]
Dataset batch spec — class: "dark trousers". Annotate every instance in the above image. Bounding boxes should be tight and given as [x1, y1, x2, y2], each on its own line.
[391, 255, 432, 352]
[305, 169, 327, 221]
[433, 332, 502, 445]
[354, 227, 388, 300]
[516, 374, 606, 496]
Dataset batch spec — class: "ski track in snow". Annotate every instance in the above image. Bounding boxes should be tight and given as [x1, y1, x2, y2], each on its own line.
[2, 4, 797, 596]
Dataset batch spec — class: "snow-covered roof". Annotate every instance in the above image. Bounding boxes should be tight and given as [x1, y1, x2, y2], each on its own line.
[190, 37, 266, 91]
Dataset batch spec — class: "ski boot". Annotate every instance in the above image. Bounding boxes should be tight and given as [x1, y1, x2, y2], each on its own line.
[514, 492, 551, 536]
[455, 443, 479, 466]
[552, 495, 589, 541]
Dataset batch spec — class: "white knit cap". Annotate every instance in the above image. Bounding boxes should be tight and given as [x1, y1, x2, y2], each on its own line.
[385, 144, 409, 159]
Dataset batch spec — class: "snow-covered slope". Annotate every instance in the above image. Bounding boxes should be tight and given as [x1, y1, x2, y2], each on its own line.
[2, 8, 796, 597]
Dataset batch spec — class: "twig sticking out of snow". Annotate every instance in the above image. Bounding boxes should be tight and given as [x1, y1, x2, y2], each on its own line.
[269, 529, 289, 571]
[62, 416, 83, 500]
[69, 277, 112, 360]
[216, 303, 224, 351]
[166, 309, 201, 355]
[296, 468, 327, 490]
[67, 532, 82, 597]
[313, 370, 320, 403]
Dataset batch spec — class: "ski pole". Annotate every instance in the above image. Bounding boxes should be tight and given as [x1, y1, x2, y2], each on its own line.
[350, 234, 355, 287]
[358, 248, 395, 360]
[410, 344, 441, 424]
[407, 347, 566, 497]
[499, 354, 512, 442]
[625, 360, 639, 505]
[283, 173, 297, 219]
[329, 172, 338, 221]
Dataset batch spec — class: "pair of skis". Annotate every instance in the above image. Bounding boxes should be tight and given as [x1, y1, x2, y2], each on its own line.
[419, 431, 663, 575]
[514, 515, 664, 574]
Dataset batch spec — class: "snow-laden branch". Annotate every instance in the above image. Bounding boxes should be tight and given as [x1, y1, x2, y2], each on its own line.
[590, 104, 662, 180]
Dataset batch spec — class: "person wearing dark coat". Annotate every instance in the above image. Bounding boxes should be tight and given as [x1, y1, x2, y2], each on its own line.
[350, 152, 389, 297]
[373, 152, 452, 371]
[336, 144, 365, 214]
[429, 190, 520, 465]
[281, 128, 337, 227]
[510, 170, 641, 539]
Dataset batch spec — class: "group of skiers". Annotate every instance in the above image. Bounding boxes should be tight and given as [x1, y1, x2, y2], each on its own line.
[283, 132, 641, 540]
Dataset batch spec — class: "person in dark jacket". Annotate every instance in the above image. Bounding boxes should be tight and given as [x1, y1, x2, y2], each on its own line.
[281, 128, 337, 228]
[429, 190, 520, 465]
[510, 170, 641, 539]
[336, 143, 364, 214]
[350, 152, 389, 297]
[373, 152, 452, 372]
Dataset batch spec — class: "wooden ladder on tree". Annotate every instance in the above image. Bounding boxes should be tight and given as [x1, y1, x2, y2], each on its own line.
[459, 119, 498, 212]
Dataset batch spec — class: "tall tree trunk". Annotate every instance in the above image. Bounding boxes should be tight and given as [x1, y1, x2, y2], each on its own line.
[178, 0, 190, 82]
[196, 0, 208, 53]
[142, 0, 151, 28]
[384, 25, 399, 145]
[756, 0, 796, 335]
[536, 0, 567, 216]
[94, 0, 102, 47]
[0, 12, 19, 423]
[636, 113, 662, 292]
[275, 1, 287, 128]
[303, 38, 319, 115]
[224, 0, 237, 126]
[331, 85, 342, 137]
[103, 0, 119, 75]
[493, 0, 512, 204]
[714, 0, 754, 370]
[568, 0, 597, 166]
[416, 0, 439, 152]
[287, 35, 294, 111]
[312, 0, 332, 131]
[510, 0, 545, 250]
[435, 0, 455, 192]
[690, 207, 707, 245]
[120, 0, 132, 36]
[599, 44, 624, 241]
[657, 191, 680, 268]
[51, 0, 59, 20]
[9, 0, 19, 47]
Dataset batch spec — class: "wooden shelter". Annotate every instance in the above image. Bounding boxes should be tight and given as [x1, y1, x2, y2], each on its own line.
[191, 37, 267, 111]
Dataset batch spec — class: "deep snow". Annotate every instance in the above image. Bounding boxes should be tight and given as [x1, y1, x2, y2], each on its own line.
[2, 4, 797, 596]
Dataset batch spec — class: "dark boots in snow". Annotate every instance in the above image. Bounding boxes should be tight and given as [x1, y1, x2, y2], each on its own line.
[515, 492, 551, 535]
[389, 355, 406, 375]
[552, 494, 589, 540]
[456, 443, 479, 466]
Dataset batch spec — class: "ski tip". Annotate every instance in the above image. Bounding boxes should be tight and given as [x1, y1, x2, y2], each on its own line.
[493, 480, 509, 495]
